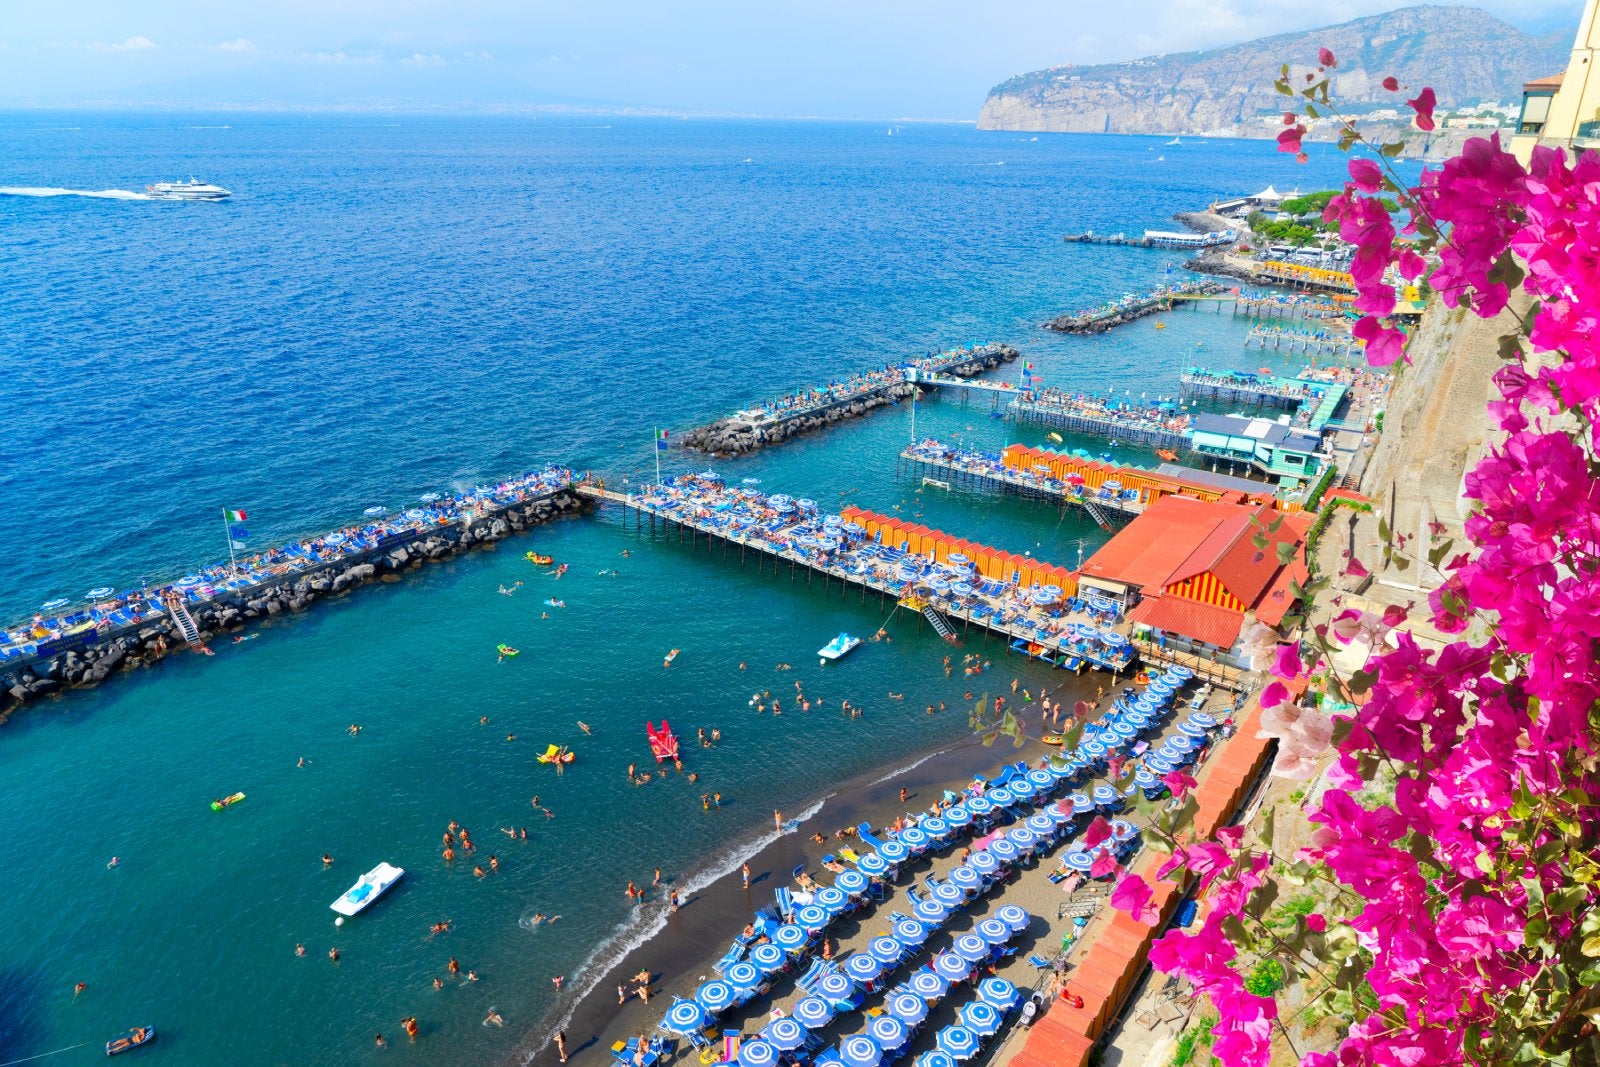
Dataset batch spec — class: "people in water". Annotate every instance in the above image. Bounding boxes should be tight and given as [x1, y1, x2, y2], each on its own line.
[578, 721, 592, 734]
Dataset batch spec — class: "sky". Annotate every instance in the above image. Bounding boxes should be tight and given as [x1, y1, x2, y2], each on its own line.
[0, 0, 1582, 118]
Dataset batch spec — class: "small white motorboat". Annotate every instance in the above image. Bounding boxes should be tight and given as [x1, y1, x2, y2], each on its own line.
[331, 862, 404, 917]
[818, 632, 862, 664]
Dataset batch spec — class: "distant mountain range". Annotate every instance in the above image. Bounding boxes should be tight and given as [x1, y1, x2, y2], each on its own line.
[978, 5, 1573, 136]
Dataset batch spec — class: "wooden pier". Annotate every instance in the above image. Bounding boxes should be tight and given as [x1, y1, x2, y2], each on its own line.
[896, 449, 1147, 518]
[1178, 370, 1310, 408]
[1246, 325, 1357, 357]
[1008, 398, 1192, 450]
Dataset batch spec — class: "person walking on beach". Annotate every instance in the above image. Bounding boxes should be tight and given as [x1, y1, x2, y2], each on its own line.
[669, 888, 680, 913]
[555, 1030, 568, 1063]
[742, 863, 751, 889]
[652, 867, 662, 887]
[774, 809, 784, 831]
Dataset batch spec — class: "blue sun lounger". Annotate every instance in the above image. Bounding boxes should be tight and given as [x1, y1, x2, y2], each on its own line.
[856, 823, 887, 848]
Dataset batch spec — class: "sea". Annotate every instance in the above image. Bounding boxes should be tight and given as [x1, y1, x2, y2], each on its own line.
[0, 113, 1353, 1066]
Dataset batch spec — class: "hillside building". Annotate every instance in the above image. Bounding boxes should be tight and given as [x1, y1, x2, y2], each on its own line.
[1512, 0, 1600, 162]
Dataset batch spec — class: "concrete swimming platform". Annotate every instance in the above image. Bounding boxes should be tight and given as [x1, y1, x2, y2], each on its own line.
[1007, 390, 1193, 450]
[577, 475, 1140, 674]
[2, 468, 582, 711]
[681, 344, 1019, 456]
[1042, 281, 1225, 335]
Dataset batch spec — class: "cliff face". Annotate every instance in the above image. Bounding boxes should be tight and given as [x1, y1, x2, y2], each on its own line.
[979, 5, 1571, 135]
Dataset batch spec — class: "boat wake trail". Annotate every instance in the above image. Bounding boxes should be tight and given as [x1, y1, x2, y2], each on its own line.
[0, 186, 151, 200]
[514, 793, 832, 1065]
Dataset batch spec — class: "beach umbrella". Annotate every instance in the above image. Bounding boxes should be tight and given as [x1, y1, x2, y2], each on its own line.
[363, 506, 385, 516]
[1026, 813, 1055, 836]
[987, 786, 1015, 807]
[737, 1040, 780, 1067]
[1113, 721, 1139, 741]
[1093, 784, 1119, 808]
[750, 942, 786, 974]
[1192, 710, 1217, 728]
[921, 816, 950, 838]
[913, 897, 949, 925]
[818, 971, 857, 1006]
[878, 840, 910, 864]
[795, 905, 828, 932]
[918, 1052, 958, 1067]
[725, 961, 762, 994]
[1146, 755, 1173, 775]
[1113, 819, 1139, 842]
[964, 796, 993, 815]
[695, 980, 736, 1014]
[1006, 827, 1039, 850]
[942, 804, 971, 826]
[995, 904, 1030, 933]
[967, 850, 999, 875]
[988, 839, 1019, 863]
[1064, 850, 1094, 872]
[839, 1034, 883, 1067]
[773, 923, 809, 952]
[869, 1014, 909, 1050]
[762, 1018, 809, 1053]
[976, 917, 1011, 945]
[792, 996, 835, 1029]
[959, 1001, 1002, 1038]
[1046, 802, 1072, 825]
[1134, 767, 1161, 790]
[933, 952, 971, 982]
[816, 886, 848, 912]
[953, 933, 991, 963]
[1170, 733, 1198, 753]
[836, 870, 869, 897]
[1047, 761, 1076, 782]
[856, 853, 889, 877]
[894, 918, 929, 946]
[979, 976, 1021, 1011]
[887, 990, 929, 1027]
[932, 881, 966, 907]
[869, 936, 905, 965]
[664, 998, 708, 1034]
[1083, 739, 1107, 758]
[909, 969, 949, 1001]
[1179, 719, 1208, 738]
[935, 1025, 980, 1060]
[1027, 769, 1055, 791]
[1168, 664, 1194, 679]
[948, 865, 983, 890]
[419, 492, 441, 502]
[845, 952, 883, 983]
[899, 826, 928, 850]
[39, 598, 70, 611]
[86, 586, 115, 599]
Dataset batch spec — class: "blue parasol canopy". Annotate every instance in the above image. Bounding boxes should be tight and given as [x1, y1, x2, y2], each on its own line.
[795, 904, 828, 932]
[1167, 664, 1194, 678]
[696, 979, 736, 1013]
[845, 952, 883, 983]
[909, 969, 949, 1001]
[953, 933, 990, 962]
[913, 897, 949, 925]
[869, 1014, 909, 1050]
[968, 850, 999, 875]
[964, 795, 993, 815]
[1113, 819, 1139, 841]
[894, 917, 929, 946]
[868, 936, 904, 965]
[1191, 710, 1217, 728]
[899, 827, 928, 849]
[932, 881, 965, 907]
[818, 970, 856, 1004]
[948, 865, 982, 889]
[922, 816, 950, 837]
[792, 996, 834, 1029]
[1065, 849, 1094, 872]
[935, 1025, 980, 1059]
[942, 805, 971, 826]
[856, 853, 889, 877]
[1027, 768, 1055, 791]
[773, 923, 809, 951]
[737, 1040, 780, 1067]
[987, 786, 1015, 807]
[1093, 784, 1118, 805]
[1006, 827, 1038, 850]
[750, 942, 786, 973]
[836, 870, 868, 896]
[959, 1001, 1002, 1037]
[918, 1052, 958, 1067]
[87, 587, 116, 599]
[888, 990, 929, 1026]
[995, 904, 1029, 932]
[839, 1034, 883, 1067]
[878, 840, 909, 864]
[1046, 802, 1073, 825]
[762, 1017, 809, 1052]
[725, 961, 762, 992]
[1134, 767, 1160, 787]
[1070, 793, 1093, 813]
[976, 917, 1011, 945]
[1169, 733, 1198, 753]
[1026, 813, 1055, 836]
[988, 839, 1019, 863]
[1083, 739, 1107, 758]
[816, 886, 848, 912]
[1178, 719, 1208, 738]
[933, 952, 971, 982]
[665, 998, 708, 1034]
[979, 976, 1021, 1010]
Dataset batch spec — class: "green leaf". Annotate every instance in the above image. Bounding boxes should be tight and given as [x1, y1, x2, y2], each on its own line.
[1487, 251, 1526, 290]
[1581, 933, 1600, 957]
[1497, 333, 1524, 362]
[1380, 141, 1407, 157]
[1259, 805, 1277, 849]
[1549, 886, 1588, 915]
[1251, 531, 1269, 551]
[1305, 102, 1321, 119]
[1377, 517, 1392, 542]
[1338, 126, 1359, 152]
[1276, 541, 1297, 567]
[1427, 539, 1456, 568]
[1276, 81, 1294, 96]
[1221, 914, 1248, 945]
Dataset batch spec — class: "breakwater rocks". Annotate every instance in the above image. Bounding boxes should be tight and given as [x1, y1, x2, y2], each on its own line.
[1183, 252, 1259, 285]
[1044, 281, 1225, 334]
[1, 490, 584, 714]
[682, 344, 1020, 456]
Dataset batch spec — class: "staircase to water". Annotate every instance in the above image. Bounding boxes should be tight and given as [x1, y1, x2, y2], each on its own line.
[163, 594, 206, 650]
[1082, 500, 1115, 531]
[921, 603, 956, 641]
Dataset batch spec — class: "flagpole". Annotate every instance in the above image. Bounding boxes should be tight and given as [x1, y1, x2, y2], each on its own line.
[654, 428, 662, 486]
[222, 508, 239, 577]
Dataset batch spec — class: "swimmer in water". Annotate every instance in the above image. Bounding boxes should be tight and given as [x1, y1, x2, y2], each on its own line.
[348, 724, 362, 736]
[578, 721, 592, 734]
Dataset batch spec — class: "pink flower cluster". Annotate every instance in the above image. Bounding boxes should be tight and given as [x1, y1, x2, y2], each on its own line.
[1109, 103, 1600, 1065]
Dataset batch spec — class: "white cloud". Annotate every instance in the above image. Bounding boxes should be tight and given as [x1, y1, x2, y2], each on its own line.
[298, 50, 382, 65]
[218, 38, 258, 53]
[87, 35, 155, 53]
[400, 52, 446, 67]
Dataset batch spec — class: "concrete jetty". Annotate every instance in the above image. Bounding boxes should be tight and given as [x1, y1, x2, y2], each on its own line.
[1008, 390, 1193, 450]
[1062, 230, 1233, 251]
[1178, 369, 1313, 408]
[1, 469, 582, 712]
[681, 344, 1019, 456]
[1246, 324, 1357, 357]
[576, 475, 1139, 674]
[1043, 281, 1225, 335]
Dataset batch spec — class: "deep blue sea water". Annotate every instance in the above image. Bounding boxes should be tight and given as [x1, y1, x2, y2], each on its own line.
[0, 113, 1351, 1065]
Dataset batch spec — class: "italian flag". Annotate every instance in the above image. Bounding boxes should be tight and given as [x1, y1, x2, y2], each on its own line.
[224, 508, 247, 521]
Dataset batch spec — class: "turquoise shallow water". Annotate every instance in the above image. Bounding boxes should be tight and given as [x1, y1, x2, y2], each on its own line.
[0, 115, 1351, 1065]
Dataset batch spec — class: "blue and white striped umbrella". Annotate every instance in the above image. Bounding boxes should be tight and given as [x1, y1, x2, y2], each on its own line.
[959, 1001, 1002, 1037]
[968, 850, 999, 875]
[899, 826, 928, 850]
[1027, 768, 1055, 791]
[818, 971, 856, 1004]
[1179, 719, 1208, 738]
[953, 933, 990, 962]
[894, 918, 929, 946]
[665, 998, 708, 1034]
[932, 881, 965, 906]
[989, 839, 1019, 862]
[1083, 739, 1107, 758]
[922, 817, 950, 838]
[909, 969, 949, 1001]
[869, 1014, 909, 1050]
[796, 905, 828, 932]
[839, 1033, 883, 1067]
[935, 1025, 980, 1060]
[976, 917, 1011, 945]
[1070, 792, 1092, 813]
[943, 805, 971, 826]
[1191, 710, 1217, 728]
[979, 976, 1021, 1010]
[1125, 712, 1150, 729]
[774, 923, 809, 951]
[762, 1017, 809, 1052]
[725, 961, 762, 992]
[1046, 802, 1072, 825]
[695, 979, 736, 1013]
[1026, 813, 1055, 836]
[987, 786, 1015, 807]
[750, 942, 786, 974]
[995, 904, 1029, 932]
[1168, 665, 1194, 679]
[869, 936, 905, 965]
[1169, 733, 1198, 753]
[846, 952, 883, 983]
[918, 1051, 958, 1067]
[1113, 720, 1139, 740]
[737, 1039, 780, 1067]
[836, 870, 869, 897]
[964, 796, 993, 815]
[948, 865, 982, 890]
[878, 840, 909, 864]
[1006, 826, 1038, 850]
[888, 989, 929, 1026]
[792, 996, 834, 1028]
[1064, 849, 1094, 872]
[1113, 819, 1138, 841]
[1048, 761, 1075, 781]
[913, 897, 949, 925]
[1134, 767, 1161, 788]
[856, 853, 889, 877]
[816, 886, 848, 912]
[1145, 755, 1173, 775]
[933, 952, 971, 981]
[1093, 784, 1119, 806]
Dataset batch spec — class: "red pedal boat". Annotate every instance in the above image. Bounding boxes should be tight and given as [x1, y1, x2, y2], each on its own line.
[646, 720, 680, 764]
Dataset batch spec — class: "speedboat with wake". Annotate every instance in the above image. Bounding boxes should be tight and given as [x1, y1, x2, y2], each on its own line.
[818, 632, 861, 664]
[331, 862, 404, 917]
[146, 178, 231, 201]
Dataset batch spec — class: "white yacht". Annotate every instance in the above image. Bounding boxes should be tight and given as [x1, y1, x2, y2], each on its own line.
[145, 179, 231, 201]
